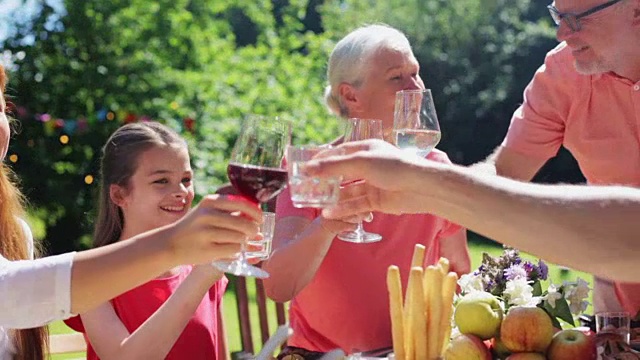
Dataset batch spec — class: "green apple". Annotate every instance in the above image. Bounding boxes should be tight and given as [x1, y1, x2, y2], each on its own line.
[454, 291, 503, 340]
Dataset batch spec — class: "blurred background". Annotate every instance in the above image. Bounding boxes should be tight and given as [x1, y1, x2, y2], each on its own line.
[0, 0, 586, 259]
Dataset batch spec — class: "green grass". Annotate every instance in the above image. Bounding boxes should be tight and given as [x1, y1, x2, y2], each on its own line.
[48, 234, 594, 359]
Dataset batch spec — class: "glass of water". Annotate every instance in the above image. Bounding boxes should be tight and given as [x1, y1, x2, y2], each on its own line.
[246, 212, 276, 261]
[393, 89, 441, 157]
[287, 145, 344, 208]
[596, 312, 631, 344]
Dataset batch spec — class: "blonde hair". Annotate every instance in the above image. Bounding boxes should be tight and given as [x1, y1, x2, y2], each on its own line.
[324, 24, 412, 117]
[0, 64, 49, 360]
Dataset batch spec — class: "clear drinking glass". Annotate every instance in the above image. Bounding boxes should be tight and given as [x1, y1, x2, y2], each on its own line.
[245, 212, 276, 261]
[336, 118, 384, 244]
[287, 145, 344, 208]
[212, 115, 290, 278]
[596, 311, 631, 344]
[393, 89, 441, 157]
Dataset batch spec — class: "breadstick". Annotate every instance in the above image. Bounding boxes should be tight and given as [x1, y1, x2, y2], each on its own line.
[425, 266, 443, 359]
[404, 268, 415, 360]
[409, 267, 427, 360]
[439, 272, 458, 356]
[437, 257, 450, 276]
[387, 266, 405, 360]
[410, 244, 426, 268]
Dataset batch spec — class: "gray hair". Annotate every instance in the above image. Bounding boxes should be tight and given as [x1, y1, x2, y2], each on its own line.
[324, 24, 412, 117]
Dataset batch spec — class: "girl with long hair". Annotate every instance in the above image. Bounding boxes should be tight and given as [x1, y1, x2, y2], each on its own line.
[0, 65, 259, 359]
[65, 122, 230, 359]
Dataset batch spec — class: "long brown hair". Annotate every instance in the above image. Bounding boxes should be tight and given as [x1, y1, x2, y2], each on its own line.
[93, 122, 187, 248]
[0, 65, 49, 359]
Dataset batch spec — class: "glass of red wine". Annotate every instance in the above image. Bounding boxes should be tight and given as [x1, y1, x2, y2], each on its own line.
[213, 115, 290, 278]
[336, 118, 384, 244]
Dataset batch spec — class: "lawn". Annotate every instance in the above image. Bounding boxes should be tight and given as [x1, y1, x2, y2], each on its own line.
[48, 234, 594, 359]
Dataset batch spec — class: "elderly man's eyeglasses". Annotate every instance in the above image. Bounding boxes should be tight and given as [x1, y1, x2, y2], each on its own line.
[547, 0, 623, 32]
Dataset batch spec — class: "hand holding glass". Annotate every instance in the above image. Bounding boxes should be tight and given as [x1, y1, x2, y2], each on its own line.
[213, 115, 290, 278]
[337, 118, 383, 244]
[287, 145, 344, 208]
[393, 89, 441, 157]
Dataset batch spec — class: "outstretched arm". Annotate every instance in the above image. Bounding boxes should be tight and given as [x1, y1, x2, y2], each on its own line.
[0, 195, 260, 329]
[306, 140, 640, 282]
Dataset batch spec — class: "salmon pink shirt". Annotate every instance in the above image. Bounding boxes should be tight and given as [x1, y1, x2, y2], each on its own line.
[275, 149, 465, 354]
[502, 42, 640, 316]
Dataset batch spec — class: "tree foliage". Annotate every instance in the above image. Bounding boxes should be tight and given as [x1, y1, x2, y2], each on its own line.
[1, 0, 583, 253]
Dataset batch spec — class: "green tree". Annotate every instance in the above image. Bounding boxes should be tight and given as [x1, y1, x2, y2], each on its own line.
[3, 0, 341, 253]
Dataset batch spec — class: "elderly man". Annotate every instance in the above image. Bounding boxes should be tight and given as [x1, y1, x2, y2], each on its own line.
[484, 0, 640, 317]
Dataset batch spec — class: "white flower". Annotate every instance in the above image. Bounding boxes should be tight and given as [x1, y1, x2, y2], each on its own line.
[563, 277, 591, 315]
[504, 278, 541, 307]
[543, 284, 563, 309]
[458, 273, 484, 294]
[570, 300, 590, 315]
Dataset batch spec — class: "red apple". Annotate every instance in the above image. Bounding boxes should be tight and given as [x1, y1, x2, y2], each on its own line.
[444, 334, 492, 360]
[505, 353, 546, 360]
[501, 306, 554, 353]
[547, 329, 596, 360]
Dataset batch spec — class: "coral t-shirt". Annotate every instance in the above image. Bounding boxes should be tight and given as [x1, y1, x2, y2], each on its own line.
[502, 42, 640, 316]
[276, 149, 465, 353]
[64, 266, 227, 360]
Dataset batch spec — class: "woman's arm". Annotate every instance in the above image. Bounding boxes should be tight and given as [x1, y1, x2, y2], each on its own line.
[82, 266, 222, 360]
[262, 216, 347, 302]
[0, 195, 260, 329]
[437, 229, 471, 276]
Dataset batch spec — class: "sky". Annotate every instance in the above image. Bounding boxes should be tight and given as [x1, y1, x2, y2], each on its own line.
[0, 0, 64, 43]
[0, 0, 31, 41]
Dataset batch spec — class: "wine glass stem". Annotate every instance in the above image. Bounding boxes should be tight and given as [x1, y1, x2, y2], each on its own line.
[355, 221, 365, 235]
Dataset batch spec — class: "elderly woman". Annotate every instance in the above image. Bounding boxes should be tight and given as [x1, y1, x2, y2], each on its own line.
[263, 24, 471, 357]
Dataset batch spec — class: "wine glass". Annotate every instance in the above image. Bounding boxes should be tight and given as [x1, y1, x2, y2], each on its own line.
[393, 89, 441, 157]
[336, 118, 384, 244]
[213, 115, 290, 278]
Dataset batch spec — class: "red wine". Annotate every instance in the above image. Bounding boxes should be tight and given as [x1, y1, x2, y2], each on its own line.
[227, 163, 288, 203]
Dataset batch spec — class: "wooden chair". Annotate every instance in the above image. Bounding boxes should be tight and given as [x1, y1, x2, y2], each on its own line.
[232, 272, 288, 358]
[48, 332, 86, 355]
[215, 184, 288, 357]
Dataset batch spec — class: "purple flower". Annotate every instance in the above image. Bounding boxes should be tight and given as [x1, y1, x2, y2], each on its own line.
[538, 259, 549, 280]
[504, 264, 528, 280]
[523, 261, 535, 275]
